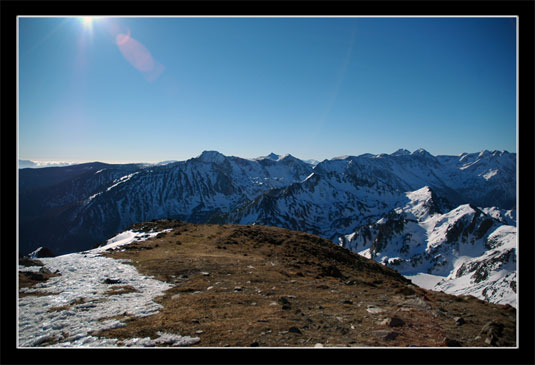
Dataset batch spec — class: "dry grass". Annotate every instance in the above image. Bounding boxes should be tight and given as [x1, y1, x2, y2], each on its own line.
[105, 285, 140, 296]
[19, 291, 61, 298]
[18, 268, 61, 298]
[90, 220, 516, 347]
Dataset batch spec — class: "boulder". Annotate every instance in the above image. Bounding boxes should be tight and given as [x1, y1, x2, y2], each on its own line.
[443, 337, 462, 347]
[387, 316, 405, 327]
[288, 327, 302, 334]
[34, 247, 56, 258]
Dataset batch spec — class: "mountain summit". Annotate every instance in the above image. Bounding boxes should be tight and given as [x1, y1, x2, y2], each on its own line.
[391, 149, 411, 156]
[266, 152, 280, 160]
[196, 150, 227, 164]
[19, 220, 517, 347]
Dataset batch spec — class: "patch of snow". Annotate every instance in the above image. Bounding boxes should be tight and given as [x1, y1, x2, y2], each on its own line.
[304, 173, 315, 181]
[404, 273, 446, 290]
[18, 228, 193, 347]
[106, 172, 139, 192]
[358, 248, 373, 259]
[28, 247, 43, 258]
[86, 192, 102, 203]
[92, 228, 171, 253]
[376, 217, 387, 224]
[19, 265, 43, 273]
[482, 169, 498, 180]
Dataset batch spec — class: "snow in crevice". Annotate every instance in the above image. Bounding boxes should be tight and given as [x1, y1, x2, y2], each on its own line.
[482, 169, 498, 180]
[86, 192, 102, 203]
[106, 172, 139, 192]
[28, 247, 45, 258]
[18, 228, 199, 347]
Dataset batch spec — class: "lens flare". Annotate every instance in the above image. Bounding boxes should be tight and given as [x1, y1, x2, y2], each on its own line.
[81, 16, 93, 26]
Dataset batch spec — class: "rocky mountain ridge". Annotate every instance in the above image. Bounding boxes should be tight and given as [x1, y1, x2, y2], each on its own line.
[19, 149, 515, 255]
[341, 186, 516, 307]
[19, 149, 517, 307]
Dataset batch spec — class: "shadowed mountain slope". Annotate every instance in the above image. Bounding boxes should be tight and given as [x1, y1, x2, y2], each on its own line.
[19, 149, 515, 256]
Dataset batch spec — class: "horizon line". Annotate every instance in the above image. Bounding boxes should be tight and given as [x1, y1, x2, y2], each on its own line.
[18, 148, 516, 167]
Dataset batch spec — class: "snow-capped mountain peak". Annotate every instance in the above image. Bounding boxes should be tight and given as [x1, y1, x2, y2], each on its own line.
[478, 150, 491, 159]
[411, 148, 434, 159]
[391, 148, 411, 156]
[266, 152, 280, 160]
[403, 186, 441, 220]
[196, 150, 227, 164]
[341, 184, 516, 307]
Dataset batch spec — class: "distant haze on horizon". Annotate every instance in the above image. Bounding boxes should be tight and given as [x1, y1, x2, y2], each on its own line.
[19, 147, 516, 167]
[19, 17, 517, 163]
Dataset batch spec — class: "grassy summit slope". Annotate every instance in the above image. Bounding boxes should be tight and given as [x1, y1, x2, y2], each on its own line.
[94, 220, 515, 347]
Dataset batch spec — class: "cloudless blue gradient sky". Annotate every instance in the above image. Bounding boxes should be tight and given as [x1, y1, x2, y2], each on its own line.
[18, 17, 517, 163]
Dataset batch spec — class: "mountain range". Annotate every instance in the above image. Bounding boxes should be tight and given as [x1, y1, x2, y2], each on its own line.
[19, 148, 517, 306]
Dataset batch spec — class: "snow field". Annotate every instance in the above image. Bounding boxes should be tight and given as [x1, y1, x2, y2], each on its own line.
[345, 185, 517, 307]
[18, 229, 199, 347]
[403, 273, 446, 290]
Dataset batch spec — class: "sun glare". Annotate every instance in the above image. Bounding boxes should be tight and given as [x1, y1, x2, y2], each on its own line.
[81, 16, 93, 26]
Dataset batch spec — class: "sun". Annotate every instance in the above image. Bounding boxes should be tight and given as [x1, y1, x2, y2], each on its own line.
[80, 16, 93, 26]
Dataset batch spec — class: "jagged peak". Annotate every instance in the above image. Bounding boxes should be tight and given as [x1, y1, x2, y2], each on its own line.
[278, 153, 299, 162]
[476, 149, 512, 159]
[196, 150, 227, 163]
[373, 153, 389, 159]
[391, 148, 411, 156]
[255, 152, 281, 161]
[255, 152, 300, 162]
[451, 203, 478, 215]
[406, 186, 433, 202]
[404, 186, 456, 217]
[490, 150, 510, 157]
[478, 150, 491, 158]
[458, 152, 470, 160]
[411, 148, 432, 156]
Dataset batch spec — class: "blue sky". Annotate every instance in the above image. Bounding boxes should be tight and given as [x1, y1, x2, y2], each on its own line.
[18, 17, 517, 163]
